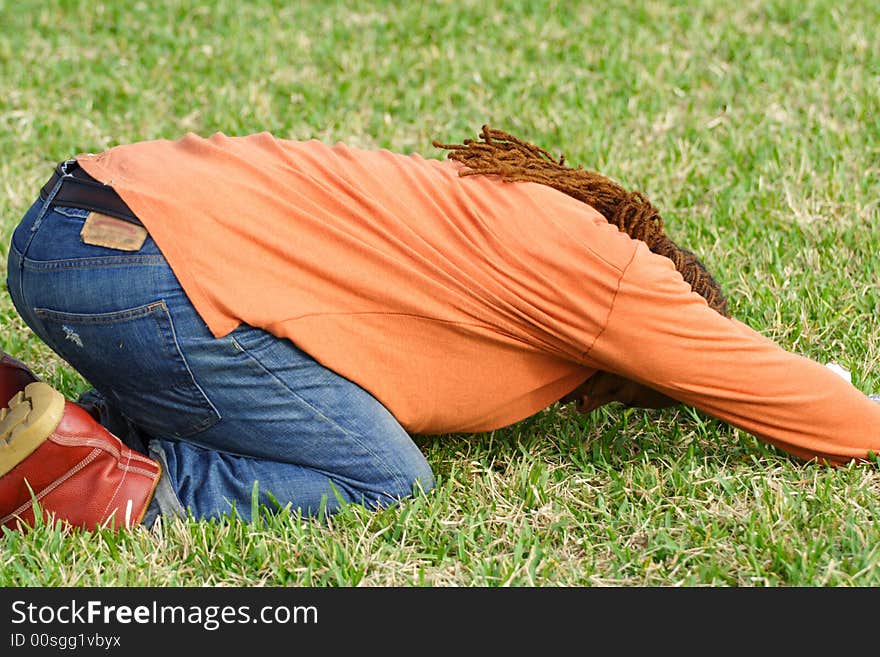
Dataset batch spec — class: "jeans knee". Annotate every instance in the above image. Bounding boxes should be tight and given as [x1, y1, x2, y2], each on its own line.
[376, 456, 435, 506]
[409, 458, 435, 496]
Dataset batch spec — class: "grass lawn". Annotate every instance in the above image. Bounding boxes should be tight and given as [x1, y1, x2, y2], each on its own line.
[1, 0, 879, 586]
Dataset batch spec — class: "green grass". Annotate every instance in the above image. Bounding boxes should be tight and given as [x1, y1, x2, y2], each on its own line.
[1, 0, 879, 586]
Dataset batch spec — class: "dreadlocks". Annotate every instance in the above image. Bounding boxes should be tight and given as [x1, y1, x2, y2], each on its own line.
[432, 125, 730, 317]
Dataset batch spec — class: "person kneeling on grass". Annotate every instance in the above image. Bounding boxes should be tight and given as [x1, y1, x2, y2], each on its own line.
[2, 125, 879, 531]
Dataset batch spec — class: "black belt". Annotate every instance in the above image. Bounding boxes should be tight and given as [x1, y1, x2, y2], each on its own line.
[39, 160, 143, 227]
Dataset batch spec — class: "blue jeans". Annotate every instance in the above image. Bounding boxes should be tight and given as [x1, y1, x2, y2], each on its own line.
[6, 188, 435, 524]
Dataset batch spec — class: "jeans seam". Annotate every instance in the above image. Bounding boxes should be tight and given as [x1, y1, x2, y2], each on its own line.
[7, 244, 25, 322]
[22, 256, 167, 270]
[151, 302, 221, 435]
[229, 335, 410, 494]
[35, 300, 171, 325]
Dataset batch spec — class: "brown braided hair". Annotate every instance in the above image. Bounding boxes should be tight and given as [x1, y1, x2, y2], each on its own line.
[432, 125, 730, 317]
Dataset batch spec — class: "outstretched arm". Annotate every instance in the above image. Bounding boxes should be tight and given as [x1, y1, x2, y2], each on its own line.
[582, 242, 880, 465]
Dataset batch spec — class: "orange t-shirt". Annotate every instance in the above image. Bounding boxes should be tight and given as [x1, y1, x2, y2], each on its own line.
[76, 132, 880, 462]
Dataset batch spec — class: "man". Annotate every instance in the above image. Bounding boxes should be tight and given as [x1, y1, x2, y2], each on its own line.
[3, 126, 879, 531]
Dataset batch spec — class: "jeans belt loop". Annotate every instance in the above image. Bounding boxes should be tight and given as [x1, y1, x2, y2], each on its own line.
[30, 164, 72, 234]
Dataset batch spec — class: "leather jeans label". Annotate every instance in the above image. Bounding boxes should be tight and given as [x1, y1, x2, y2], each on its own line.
[80, 212, 148, 251]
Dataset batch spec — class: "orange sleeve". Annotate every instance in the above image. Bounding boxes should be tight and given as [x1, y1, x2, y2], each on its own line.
[587, 242, 880, 464]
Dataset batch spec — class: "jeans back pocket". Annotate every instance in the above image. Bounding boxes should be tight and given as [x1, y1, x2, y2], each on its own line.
[34, 300, 220, 438]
